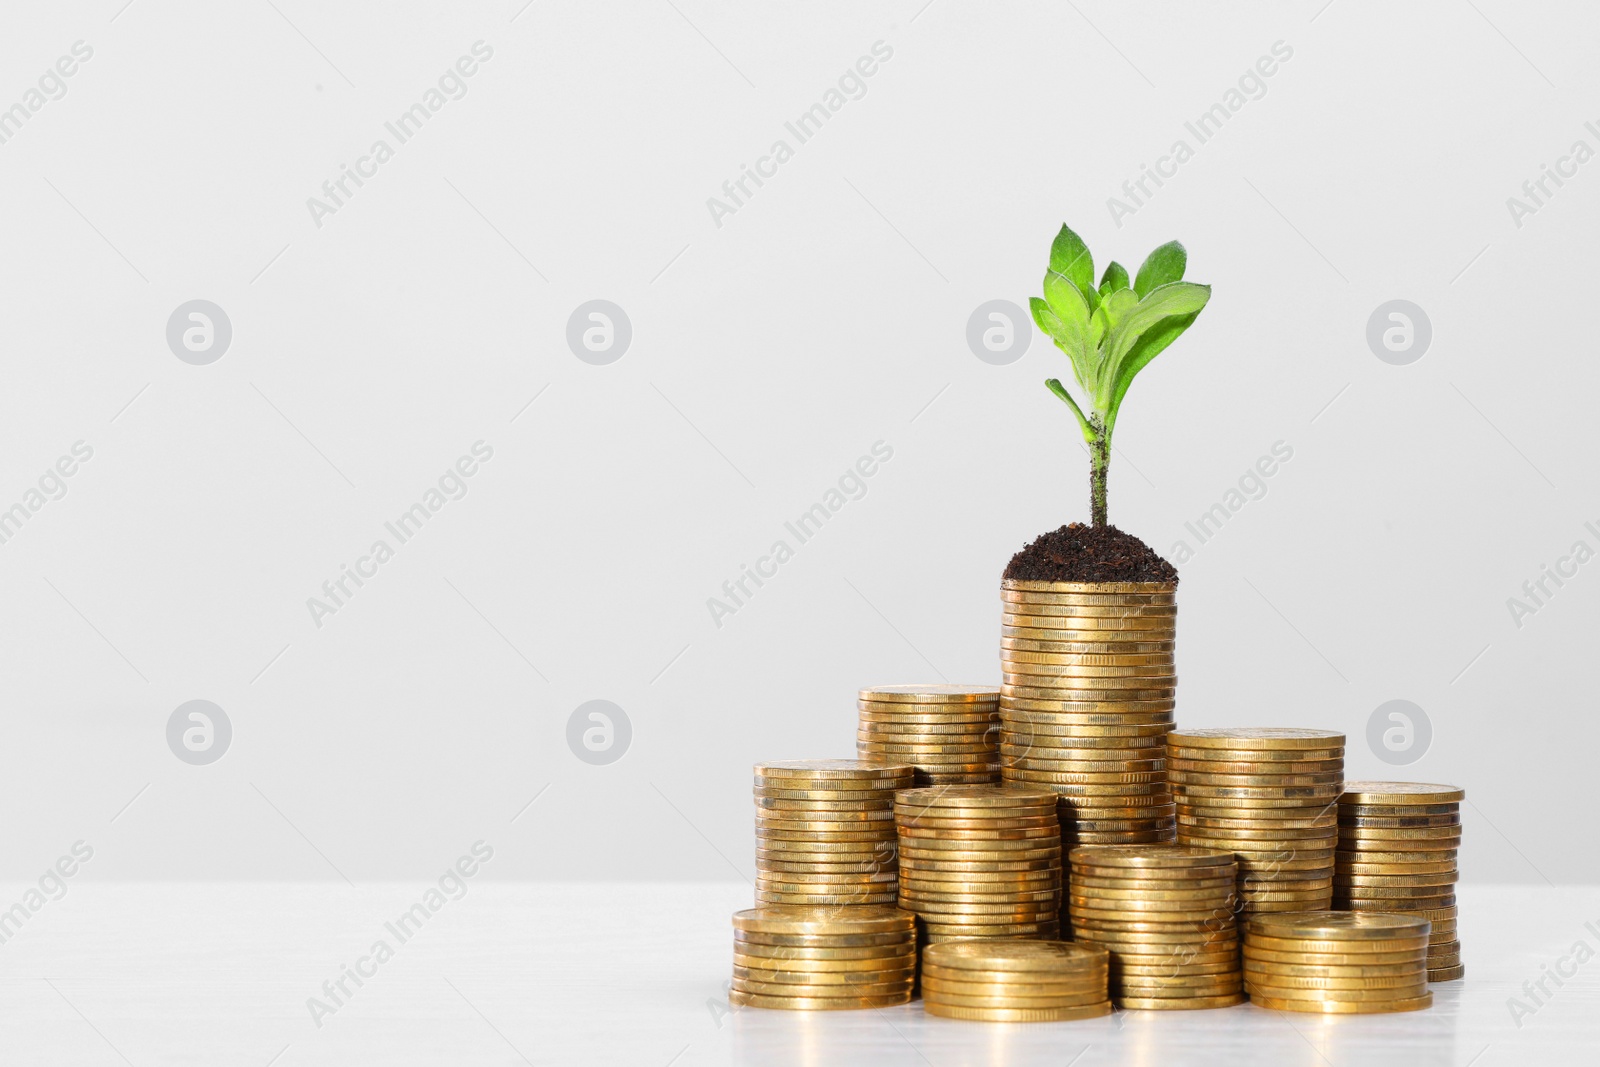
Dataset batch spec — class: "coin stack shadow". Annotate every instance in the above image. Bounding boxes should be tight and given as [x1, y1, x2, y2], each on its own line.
[921, 940, 1112, 1022]
[754, 760, 913, 907]
[730, 905, 917, 1010]
[893, 784, 1063, 945]
[1067, 845, 1246, 1010]
[1242, 911, 1434, 1013]
[1168, 728, 1344, 914]
[856, 685, 1000, 785]
[998, 579, 1179, 856]
[1334, 781, 1465, 983]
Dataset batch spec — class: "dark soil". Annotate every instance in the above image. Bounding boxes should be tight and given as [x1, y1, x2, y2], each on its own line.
[1003, 524, 1178, 584]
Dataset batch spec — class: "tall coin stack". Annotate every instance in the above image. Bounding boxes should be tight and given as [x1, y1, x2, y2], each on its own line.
[1067, 845, 1245, 1010]
[729, 906, 917, 1010]
[921, 940, 1112, 1022]
[893, 785, 1062, 943]
[1168, 728, 1344, 913]
[999, 579, 1178, 848]
[1242, 911, 1434, 1013]
[857, 685, 1000, 785]
[1335, 781, 1465, 982]
[754, 760, 912, 907]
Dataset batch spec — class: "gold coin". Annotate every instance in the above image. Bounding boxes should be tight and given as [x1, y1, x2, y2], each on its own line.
[754, 759, 914, 779]
[1245, 977, 1429, 999]
[858, 726, 995, 742]
[1170, 769, 1343, 787]
[899, 858, 1061, 875]
[1340, 781, 1465, 804]
[1082, 929, 1238, 946]
[754, 797, 901, 813]
[920, 989, 1109, 1010]
[1002, 695, 1176, 713]
[856, 737, 996, 752]
[1168, 729, 1345, 749]
[999, 753, 1168, 771]
[1003, 664, 1179, 682]
[755, 890, 897, 906]
[1070, 886, 1234, 906]
[999, 634, 1176, 654]
[732, 907, 912, 935]
[999, 768, 1167, 786]
[923, 1000, 1112, 1022]
[921, 922, 1061, 938]
[1246, 991, 1432, 1014]
[920, 968, 1108, 991]
[1429, 963, 1465, 982]
[1338, 813, 1460, 829]
[1116, 975, 1242, 994]
[1117, 993, 1247, 1010]
[1173, 784, 1342, 802]
[734, 926, 911, 946]
[1115, 962, 1240, 980]
[1000, 601, 1176, 618]
[922, 940, 1107, 970]
[1243, 912, 1431, 941]
[1244, 944, 1423, 965]
[1333, 871, 1457, 887]
[727, 989, 911, 1010]
[1005, 650, 1177, 667]
[857, 685, 1000, 702]
[730, 977, 913, 999]
[896, 784, 1058, 807]
[1242, 960, 1425, 979]
[1336, 848, 1458, 864]
[1168, 756, 1345, 775]
[1069, 844, 1234, 870]
[756, 816, 896, 832]
[732, 941, 913, 962]
[1005, 686, 1178, 704]
[731, 952, 914, 975]
[1069, 876, 1235, 896]
[1168, 744, 1344, 762]
[857, 711, 996, 727]
[754, 787, 900, 802]
[1005, 717, 1176, 733]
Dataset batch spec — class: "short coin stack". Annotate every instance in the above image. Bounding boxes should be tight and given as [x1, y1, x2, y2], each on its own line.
[999, 579, 1178, 847]
[1168, 728, 1344, 913]
[894, 784, 1062, 943]
[754, 760, 912, 906]
[729, 906, 916, 1010]
[1335, 781, 1465, 982]
[1067, 845, 1245, 1009]
[857, 685, 1000, 785]
[1242, 910, 1434, 1013]
[921, 940, 1112, 1021]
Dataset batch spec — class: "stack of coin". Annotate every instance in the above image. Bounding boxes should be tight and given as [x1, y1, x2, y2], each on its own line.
[1168, 728, 1344, 914]
[894, 784, 1062, 943]
[754, 760, 912, 906]
[921, 940, 1112, 1021]
[857, 685, 1000, 785]
[1335, 781, 1465, 982]
[999, 579, 1178, 848]
[1067, 845, 1245, 1009]
[1242, 910, 1433, 1013]
[729, 906, 917, 1010]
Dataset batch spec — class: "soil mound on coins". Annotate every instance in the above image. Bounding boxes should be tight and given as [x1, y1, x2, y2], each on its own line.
[1003, 523, 1178, 584]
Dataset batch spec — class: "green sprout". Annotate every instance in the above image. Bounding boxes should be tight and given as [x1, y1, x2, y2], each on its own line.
[1029, 223, 1211, 528]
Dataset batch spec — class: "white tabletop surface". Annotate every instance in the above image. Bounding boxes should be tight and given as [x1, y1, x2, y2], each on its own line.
[0, 882, 1591, 1065]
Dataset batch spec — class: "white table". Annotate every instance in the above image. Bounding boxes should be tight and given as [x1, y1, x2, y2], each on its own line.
[0, 883, 1591, 1064]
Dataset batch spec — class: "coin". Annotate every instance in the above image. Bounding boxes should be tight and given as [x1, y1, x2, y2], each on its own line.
[1168, 746, 1344, 763]
[1003, 696, 1176, 714]
[923, 1001, 1112, 1022]
[920, 989, 1109, 1011]
[1340, 781, 1465, 805]
[1429, 963, 1466, 982]
[1246, 991, 1433, 1014]
[1169, 757, 1345, 775]
[754, 787, 901, 802]
[727, 989, 912, 1010]
[1168, 728, 1345, 749]
[1339, 812, 1461, 828]
[1244, 908, 1432, 937]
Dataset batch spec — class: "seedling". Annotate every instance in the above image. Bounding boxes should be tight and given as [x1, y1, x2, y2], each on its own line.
[1029, 224, 1210, 528]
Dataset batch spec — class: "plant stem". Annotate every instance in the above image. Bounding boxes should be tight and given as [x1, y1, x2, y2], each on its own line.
[1089, 415, 1109, 528]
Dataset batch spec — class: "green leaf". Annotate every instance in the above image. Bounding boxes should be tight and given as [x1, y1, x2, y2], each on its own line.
[1041, 271, 1091, 330]
[1102, 281, 1211, 419]
[1048, 224, 1094, 297]
[1133, 241, 1187, 297]
[1031, 293, 1095, 392]
[1099, 261, 1129, 297]
[1045, 378, 1095, 441]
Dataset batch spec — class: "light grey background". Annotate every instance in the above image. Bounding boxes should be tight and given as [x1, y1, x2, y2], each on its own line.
[0, 0, 1592, 885]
